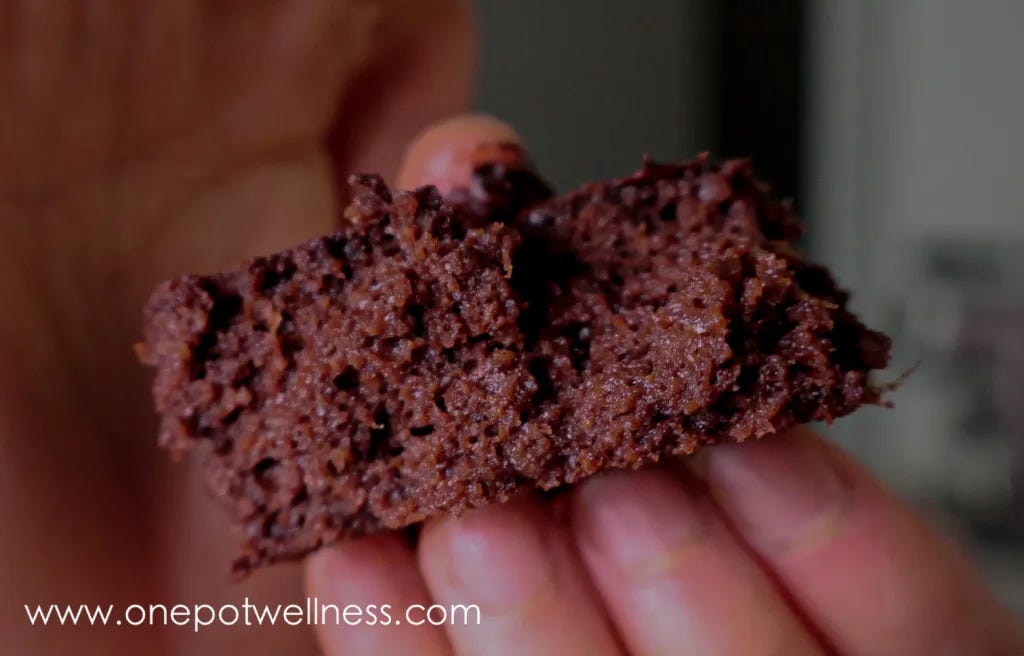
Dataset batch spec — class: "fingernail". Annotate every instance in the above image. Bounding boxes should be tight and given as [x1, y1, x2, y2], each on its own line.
[571, 469, 708, 581]
[427, 500, 553, 613]
[706, 430, 849, 553]
[397, 114, 521, 192]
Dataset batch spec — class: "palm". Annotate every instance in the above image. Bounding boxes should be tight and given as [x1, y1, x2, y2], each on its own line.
[0, 2, 471, 653]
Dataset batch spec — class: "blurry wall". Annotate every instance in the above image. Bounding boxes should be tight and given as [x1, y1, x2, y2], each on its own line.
[474, 0, 715, 190]
[475, 0, 805, 197]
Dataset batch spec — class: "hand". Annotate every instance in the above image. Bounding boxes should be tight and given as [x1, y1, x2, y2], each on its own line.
[0, 2, 473, 654]
[307, 123, 1024, 656]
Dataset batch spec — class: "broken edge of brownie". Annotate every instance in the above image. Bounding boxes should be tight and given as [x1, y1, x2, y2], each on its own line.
[139, 147, 892, 575]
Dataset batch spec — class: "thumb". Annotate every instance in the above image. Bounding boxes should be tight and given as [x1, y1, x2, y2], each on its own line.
[395, 113, 521, 191]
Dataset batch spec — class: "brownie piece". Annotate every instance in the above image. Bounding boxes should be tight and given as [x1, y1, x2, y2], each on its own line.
[499, 154, 891, 486]
[142, 176, 540, 572]
[140, 151, 891, 574]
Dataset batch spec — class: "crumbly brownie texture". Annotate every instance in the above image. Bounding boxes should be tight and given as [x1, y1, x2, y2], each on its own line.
[141, 150, 891, 574]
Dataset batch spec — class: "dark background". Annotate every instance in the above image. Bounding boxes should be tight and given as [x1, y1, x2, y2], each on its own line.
[476, 0, 803, 204]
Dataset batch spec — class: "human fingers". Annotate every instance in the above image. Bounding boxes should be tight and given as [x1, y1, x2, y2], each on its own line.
[706, 428, 1024, 656]
[418, 496, 622, 656]
[571, 467, 826, 656]
[307, 534, 452, 655]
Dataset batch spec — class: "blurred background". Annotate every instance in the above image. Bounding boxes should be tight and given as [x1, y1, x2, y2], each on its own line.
[475, 0, 1024, 612]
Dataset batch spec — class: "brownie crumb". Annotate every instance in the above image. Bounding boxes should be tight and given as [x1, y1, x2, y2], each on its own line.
[140, 151, 891, 574]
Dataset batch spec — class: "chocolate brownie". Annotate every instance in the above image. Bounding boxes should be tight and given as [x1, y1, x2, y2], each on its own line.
[139, 150, 891, 573]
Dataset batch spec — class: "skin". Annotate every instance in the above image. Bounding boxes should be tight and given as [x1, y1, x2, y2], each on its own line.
[0, 1, 1021, 654]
